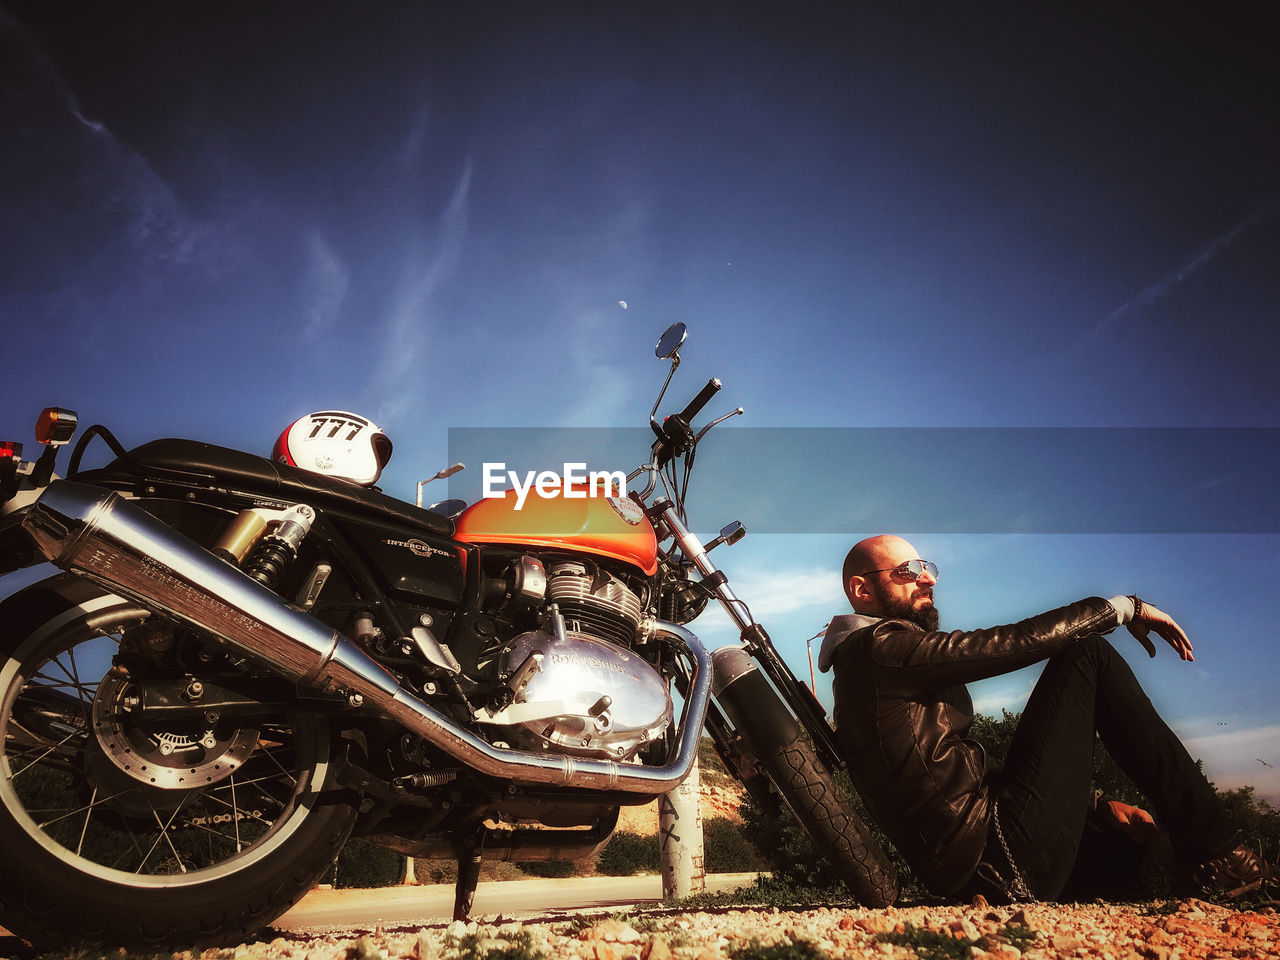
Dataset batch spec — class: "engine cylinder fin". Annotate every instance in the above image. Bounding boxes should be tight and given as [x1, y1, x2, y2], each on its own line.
[556, 606, 635, 647]
[546, 560, 642, 646]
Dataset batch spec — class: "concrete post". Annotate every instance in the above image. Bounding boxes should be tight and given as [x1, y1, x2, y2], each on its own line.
[659, 753, 704, 898]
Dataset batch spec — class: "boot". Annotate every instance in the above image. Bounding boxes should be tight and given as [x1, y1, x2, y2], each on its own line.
[1187, 843, 1275, 899]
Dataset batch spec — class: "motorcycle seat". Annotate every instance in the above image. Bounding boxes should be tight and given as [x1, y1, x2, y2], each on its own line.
[75, 438, 456, 537]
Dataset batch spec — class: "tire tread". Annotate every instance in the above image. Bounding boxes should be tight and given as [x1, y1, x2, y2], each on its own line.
[763, 736, 898, 907]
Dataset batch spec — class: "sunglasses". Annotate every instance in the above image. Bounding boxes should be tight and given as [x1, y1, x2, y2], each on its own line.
[859, 559, 939, 582]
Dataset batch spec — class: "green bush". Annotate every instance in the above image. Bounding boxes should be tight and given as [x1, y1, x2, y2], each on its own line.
[740, 792, 857, 894]
[703, 816, 763, 872]
[452, 930, 549, 960]
[729, 939, 829, 960]
[597, 818, 760, 876]
[697, 735, 741, 792]
[322, 838, 406, 888]
[413, 857, 528, 884]
[596, 831, 660, 875]
[516, 859, 580, 877]
[737, 763, 929, 903]
[876, 923, 975, 960]
[1218, 785, 1280, 869]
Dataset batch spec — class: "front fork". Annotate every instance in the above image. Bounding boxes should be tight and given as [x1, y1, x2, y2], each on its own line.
[649, 498, 845, 773]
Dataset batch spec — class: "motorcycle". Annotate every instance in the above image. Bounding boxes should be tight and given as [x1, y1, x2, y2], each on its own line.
[0, 324, 894, 950]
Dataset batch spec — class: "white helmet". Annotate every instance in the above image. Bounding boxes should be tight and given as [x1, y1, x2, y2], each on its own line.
[272, 410, 393, 487]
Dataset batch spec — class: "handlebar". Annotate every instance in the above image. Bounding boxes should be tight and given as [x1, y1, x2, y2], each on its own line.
[679, 378, 721, 423]
[631, 361, 735, 507]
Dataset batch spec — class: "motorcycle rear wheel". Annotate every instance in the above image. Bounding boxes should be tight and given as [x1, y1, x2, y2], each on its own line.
[0, 576, 358, 950]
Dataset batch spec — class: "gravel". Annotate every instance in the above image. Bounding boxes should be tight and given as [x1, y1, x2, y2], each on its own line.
[142, 896, 1277, 960]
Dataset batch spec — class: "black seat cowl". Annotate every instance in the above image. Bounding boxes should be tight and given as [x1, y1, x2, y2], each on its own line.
[75, 438, 455, 537]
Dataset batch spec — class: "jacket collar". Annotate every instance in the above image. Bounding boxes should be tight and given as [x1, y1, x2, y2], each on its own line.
[817, 612, 882, 673]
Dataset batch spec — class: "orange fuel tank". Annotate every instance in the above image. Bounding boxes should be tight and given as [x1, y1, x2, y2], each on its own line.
[454, 485, 658, 575]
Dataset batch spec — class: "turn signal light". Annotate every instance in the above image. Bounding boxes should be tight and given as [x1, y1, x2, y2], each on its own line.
[34, 407, 78, 446]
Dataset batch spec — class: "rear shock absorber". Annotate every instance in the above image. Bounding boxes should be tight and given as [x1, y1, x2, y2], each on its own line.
[213, 504, 315, 590]
[243, 504, 314, 588]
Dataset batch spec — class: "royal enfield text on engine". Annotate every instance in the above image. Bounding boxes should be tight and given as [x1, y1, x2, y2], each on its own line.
[482, 462, 628, 509]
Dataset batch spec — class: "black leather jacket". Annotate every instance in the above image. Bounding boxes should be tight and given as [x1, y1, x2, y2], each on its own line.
[823, 597, 1119, 895]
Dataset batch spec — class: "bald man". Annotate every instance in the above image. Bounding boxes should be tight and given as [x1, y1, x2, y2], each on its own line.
[818, 535, 1271, 903]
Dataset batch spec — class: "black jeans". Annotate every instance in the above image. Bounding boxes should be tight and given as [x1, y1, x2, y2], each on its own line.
[986, 635, 1235, 899]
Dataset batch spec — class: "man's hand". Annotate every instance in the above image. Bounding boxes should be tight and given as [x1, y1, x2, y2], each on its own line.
[1127, 601, 1195, 661]
[1102, 799, 1160, 856]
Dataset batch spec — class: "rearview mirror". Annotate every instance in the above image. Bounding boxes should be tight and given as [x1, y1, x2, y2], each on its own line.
[655, 323, 687, 360]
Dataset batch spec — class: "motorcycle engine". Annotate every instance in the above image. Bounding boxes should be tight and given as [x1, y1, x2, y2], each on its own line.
[546, 559, 643, 645]
[478, 560, 671, 760]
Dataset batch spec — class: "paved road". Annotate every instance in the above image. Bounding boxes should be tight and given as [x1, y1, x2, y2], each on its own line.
[274, 873, 761, 932]
[0, 874, 761, 951]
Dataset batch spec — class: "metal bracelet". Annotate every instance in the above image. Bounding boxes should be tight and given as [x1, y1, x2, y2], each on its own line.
[1129, 595, 1145, 620]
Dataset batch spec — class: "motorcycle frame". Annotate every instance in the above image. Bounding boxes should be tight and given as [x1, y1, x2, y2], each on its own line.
[7, 418, 844, 805]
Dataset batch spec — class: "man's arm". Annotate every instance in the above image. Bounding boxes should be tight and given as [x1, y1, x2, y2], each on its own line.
[864, 596, 1120, 686]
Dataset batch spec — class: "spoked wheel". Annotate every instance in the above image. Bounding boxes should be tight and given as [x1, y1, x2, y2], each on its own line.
[0, 576, 357, 950]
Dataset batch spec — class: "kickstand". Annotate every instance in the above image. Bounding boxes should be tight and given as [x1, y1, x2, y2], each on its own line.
[453, 850, 483, 921]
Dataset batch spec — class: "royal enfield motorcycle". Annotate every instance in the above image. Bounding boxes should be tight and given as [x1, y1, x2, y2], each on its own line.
[0, 324, 894, 950]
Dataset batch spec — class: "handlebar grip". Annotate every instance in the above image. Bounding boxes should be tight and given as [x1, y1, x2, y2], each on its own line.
[680, 378, 722, 423]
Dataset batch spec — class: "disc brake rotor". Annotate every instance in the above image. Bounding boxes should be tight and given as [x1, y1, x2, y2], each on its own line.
[91, 674, 259, 789]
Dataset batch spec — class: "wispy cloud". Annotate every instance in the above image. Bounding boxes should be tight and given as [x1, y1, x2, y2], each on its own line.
[11, 21, 240, 286]
[70, 100, 106, 134]
[559, 310, 633, 427]
[1096, 194, 1280, 332]
[396, 104, 432, 175]
[718, 565, 846, 619]
[676, 560, 845, 658]
[300, 232, 349, 341]
[970, 679, 1034, 716]
[375, 162, 472, 420]
[689, 562, 845, 653]
[554, 201, 654, 428]
[72, 109, 189, 264]
[1183, 722, 1280, 759]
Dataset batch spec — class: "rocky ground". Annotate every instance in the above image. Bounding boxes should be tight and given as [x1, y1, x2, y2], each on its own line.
[58, 895, 1271, 960]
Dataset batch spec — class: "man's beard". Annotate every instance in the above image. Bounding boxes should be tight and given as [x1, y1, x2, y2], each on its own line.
[875, 586, 940, 631]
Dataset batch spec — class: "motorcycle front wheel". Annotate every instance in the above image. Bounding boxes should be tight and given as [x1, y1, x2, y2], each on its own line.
[0, 576, 359, 950]
[709, 647, 897, 908]
[760, 732, 898, 907]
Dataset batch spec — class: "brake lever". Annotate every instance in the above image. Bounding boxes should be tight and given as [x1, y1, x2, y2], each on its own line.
[694, 407, 744, 442]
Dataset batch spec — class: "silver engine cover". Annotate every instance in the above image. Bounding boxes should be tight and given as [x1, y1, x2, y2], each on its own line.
[478, 628, 673, 760]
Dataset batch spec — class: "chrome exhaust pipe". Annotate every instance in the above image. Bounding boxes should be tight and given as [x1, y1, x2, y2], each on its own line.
[23, 480, 710, 793]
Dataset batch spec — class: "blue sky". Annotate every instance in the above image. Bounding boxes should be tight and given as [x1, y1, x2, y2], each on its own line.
[2, 4, 1277, 800]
